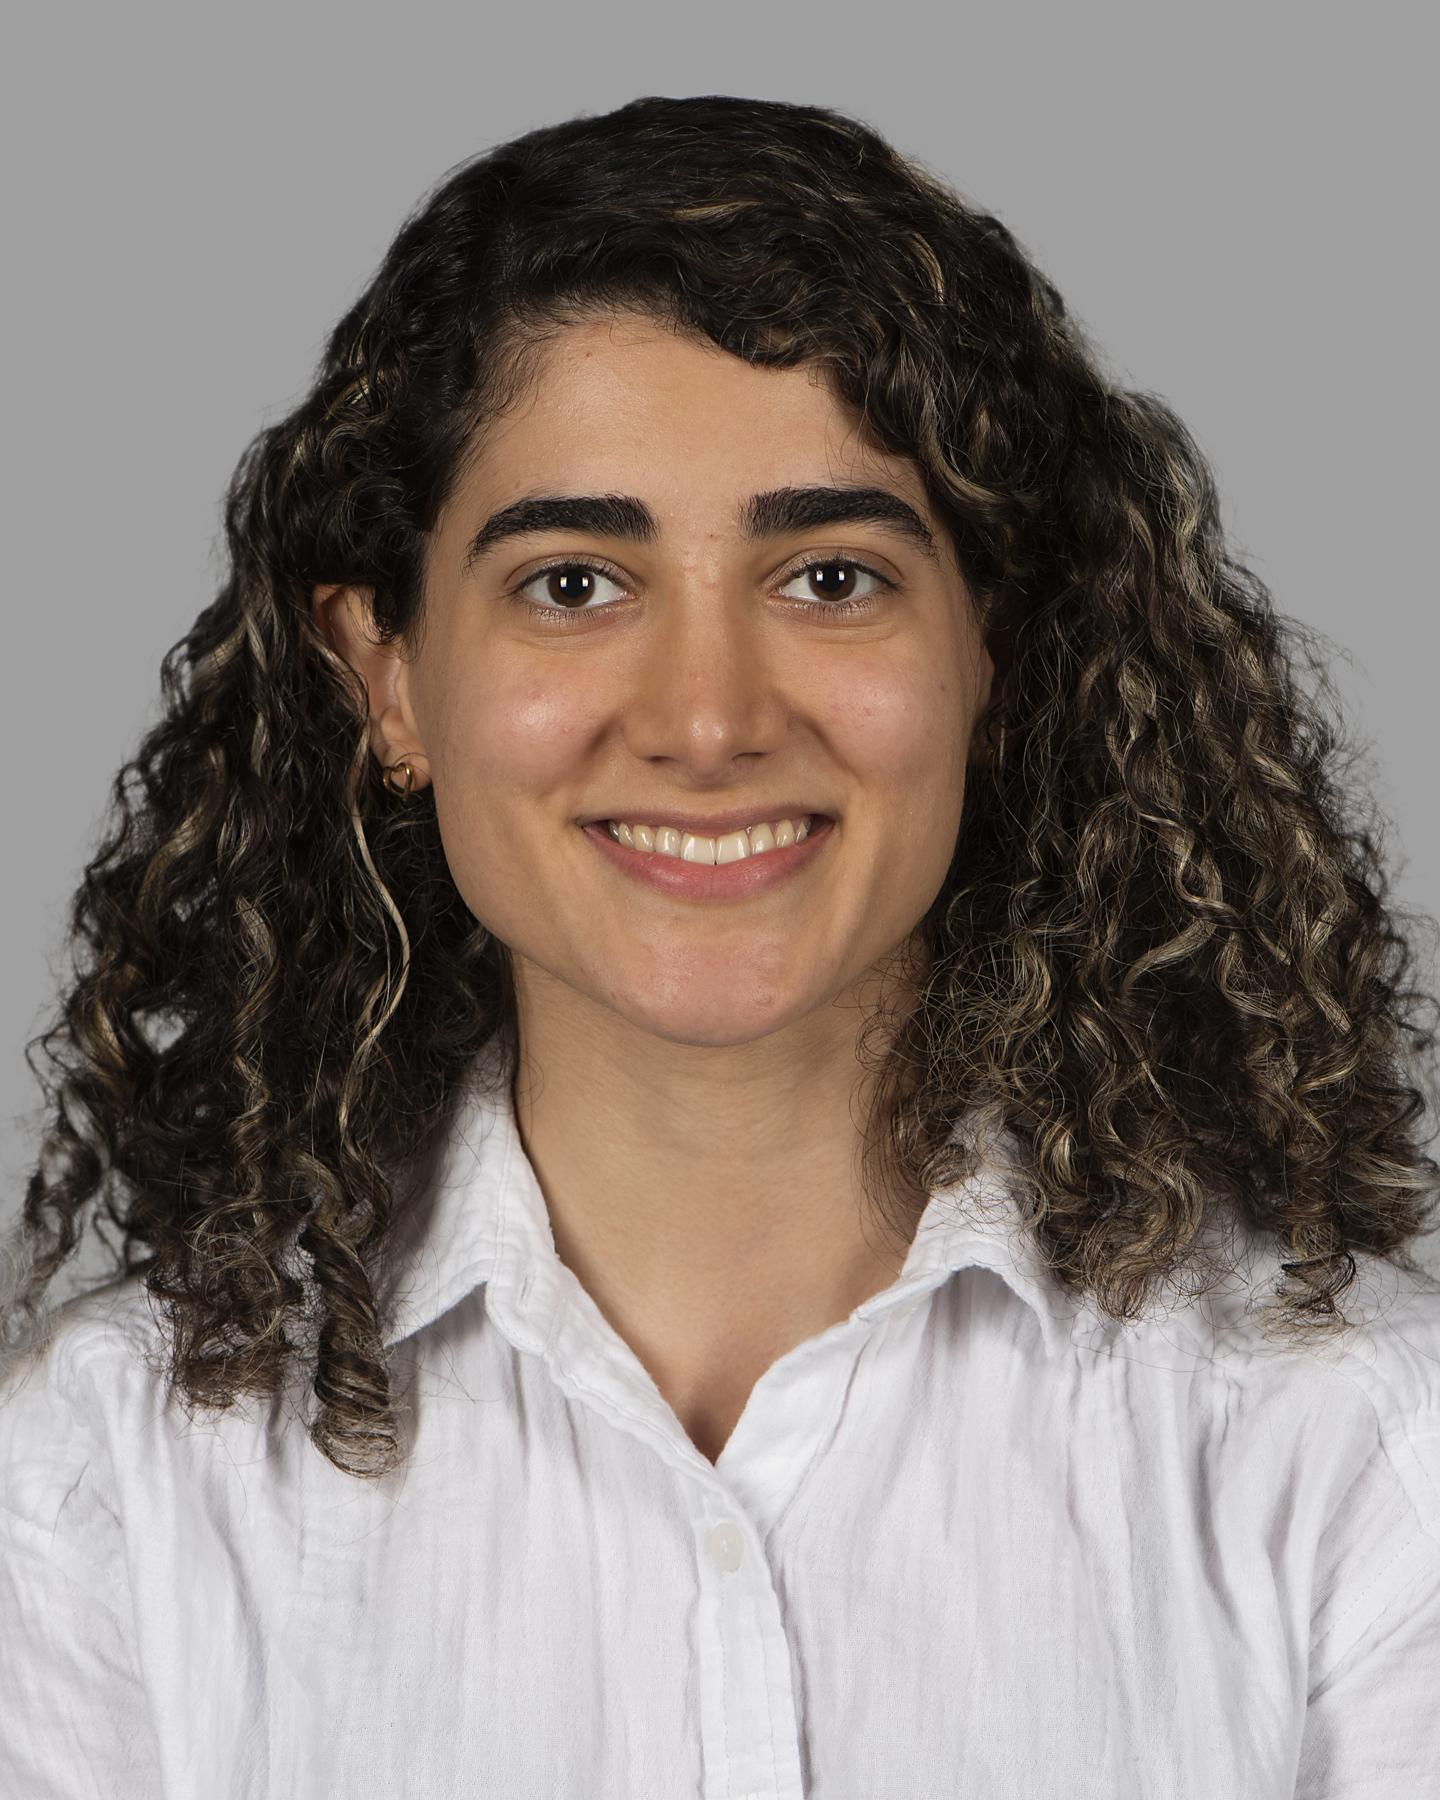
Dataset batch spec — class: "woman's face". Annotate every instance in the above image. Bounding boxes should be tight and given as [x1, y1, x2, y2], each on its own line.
[347, 311, 996, 1049]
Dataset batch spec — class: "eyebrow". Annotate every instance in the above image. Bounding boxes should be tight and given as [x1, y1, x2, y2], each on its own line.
[461, 484, 940, 574]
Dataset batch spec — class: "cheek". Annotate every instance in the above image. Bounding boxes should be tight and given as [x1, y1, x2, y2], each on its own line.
[815, 658, 968, 813]
[415, 669, 586, 905]
[430, 668, 586, 798]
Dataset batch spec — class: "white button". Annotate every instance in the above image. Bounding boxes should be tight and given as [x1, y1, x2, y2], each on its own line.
[706, 1522, 743, 1573]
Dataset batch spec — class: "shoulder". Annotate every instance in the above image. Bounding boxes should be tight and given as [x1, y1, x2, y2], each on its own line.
[0, 1272, 166, 1604]
[1175, 1229, 1439, 1507]
[1074, 1232, 1440, 1549]
[1247, 1246, 1438, 1534]
[2, 1268, 321, 1538]
[0, 1267, 289, 1513]
[1303, 1250, 1440, 1548]
[1196, 1242, 1440, 1674]
[1080, 1239, 1440, 1681]
[1282, 1251, 1440, 1685]
[3, 1266, 167, 1408]
[1, 1270, 171, 1470]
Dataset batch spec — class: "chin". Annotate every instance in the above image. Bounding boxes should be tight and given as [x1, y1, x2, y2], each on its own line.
[606, 994, 808, 1051]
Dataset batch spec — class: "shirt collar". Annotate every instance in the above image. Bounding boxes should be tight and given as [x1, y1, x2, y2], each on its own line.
[376, 1038, 1083, 1359]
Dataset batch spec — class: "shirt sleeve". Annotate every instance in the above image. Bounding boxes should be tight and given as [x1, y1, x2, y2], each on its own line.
[0, 1324, 164, 1800]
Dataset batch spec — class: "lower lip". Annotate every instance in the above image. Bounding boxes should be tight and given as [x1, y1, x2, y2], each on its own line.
[581, 816, 836, 900]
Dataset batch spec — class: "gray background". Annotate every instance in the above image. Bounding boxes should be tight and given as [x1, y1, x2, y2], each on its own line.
[3, 2, 1435, 1285]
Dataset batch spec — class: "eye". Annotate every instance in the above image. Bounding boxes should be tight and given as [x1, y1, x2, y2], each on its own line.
[775, 558, 892, 608]
[510, 562, 628, 614]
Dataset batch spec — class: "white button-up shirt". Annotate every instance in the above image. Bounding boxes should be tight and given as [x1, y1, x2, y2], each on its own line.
[3, 1050, 1439, 1798]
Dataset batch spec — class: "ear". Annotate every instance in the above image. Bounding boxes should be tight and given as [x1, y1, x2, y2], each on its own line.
[982, 616, 1013, 712]
[311, 584, 432, 792]
[968, 615, 1012, 767]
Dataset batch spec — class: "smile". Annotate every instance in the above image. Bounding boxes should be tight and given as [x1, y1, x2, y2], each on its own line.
[603, 813, 817, 863]
[581, 814, 835, 900]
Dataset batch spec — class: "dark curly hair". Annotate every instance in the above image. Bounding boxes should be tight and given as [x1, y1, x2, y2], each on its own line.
[5, 93, 1438, 1481]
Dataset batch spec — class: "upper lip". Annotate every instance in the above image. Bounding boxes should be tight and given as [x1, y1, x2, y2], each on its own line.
[580, 804, 834, 836]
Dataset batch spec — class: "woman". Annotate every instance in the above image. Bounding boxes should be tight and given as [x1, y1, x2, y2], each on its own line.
[2, 93, 1437, 1797]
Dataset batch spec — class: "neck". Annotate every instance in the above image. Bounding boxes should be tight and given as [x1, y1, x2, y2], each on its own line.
[508, 963, 929, 1455]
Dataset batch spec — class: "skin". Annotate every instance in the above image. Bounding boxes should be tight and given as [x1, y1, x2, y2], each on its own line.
[315, 310, 1000, 1464]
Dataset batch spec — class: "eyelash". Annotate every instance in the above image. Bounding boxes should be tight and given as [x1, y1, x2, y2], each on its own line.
[505, 554, 896, 627]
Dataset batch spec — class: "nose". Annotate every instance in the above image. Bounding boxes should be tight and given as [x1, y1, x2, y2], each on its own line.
[618, 583, 790, 780]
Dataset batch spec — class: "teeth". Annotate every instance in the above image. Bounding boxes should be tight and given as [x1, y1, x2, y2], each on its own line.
[606, 815, 815, 862]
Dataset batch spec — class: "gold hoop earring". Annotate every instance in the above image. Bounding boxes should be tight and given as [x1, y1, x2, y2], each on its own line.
[383, 758, 417, 797]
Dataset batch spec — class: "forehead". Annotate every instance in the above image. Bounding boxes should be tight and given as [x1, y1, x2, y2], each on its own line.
[459, 311, 929, 511]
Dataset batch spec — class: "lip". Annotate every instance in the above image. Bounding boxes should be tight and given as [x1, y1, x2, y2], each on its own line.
[581, 815, 835, 900]
[577, 804, 833, 837]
